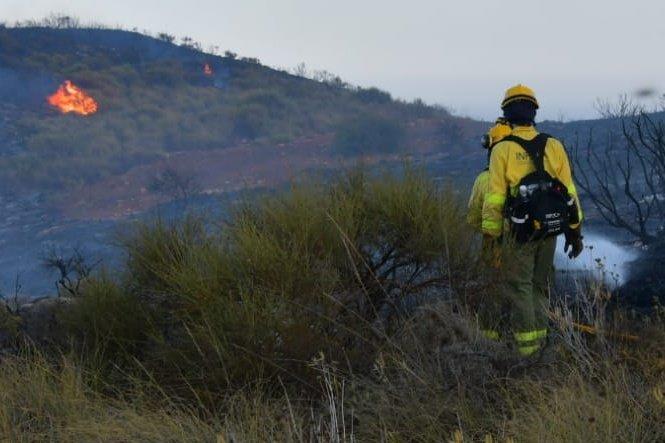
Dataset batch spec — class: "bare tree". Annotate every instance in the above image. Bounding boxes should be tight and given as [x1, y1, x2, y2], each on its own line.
[43, 248, 99, 297]
[0, 273, 23, 315]
[41, 14, 81, 29]
[291, 62, 309, 78]
[180, 36, 202, 51]
[240, 56, 261, 65]
[149, 167, 201, 203]
[157, 32, 175, 44]
[573, 99, 665, 244]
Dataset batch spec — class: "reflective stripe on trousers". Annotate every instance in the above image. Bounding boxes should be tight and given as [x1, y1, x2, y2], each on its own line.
[514, 329, 547, 356]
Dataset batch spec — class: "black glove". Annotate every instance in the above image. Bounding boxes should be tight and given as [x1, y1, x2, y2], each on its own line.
[564, 227, 584, 259]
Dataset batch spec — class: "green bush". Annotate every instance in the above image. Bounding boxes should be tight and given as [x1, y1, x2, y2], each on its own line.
[333, 113, 406, 155]
[355, 87, 392, 104]
[61, 168, 477, 401]
[57, 276, 151, 376]
[231, 103, 270, 139]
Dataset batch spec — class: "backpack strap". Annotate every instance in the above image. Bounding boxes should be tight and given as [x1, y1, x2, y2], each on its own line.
[501, 133, 551, 172]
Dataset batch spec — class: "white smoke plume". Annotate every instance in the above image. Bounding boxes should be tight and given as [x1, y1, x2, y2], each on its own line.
[555, 232, 639, 287]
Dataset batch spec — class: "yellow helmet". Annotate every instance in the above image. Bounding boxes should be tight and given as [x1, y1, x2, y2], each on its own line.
[482, 118, 512, 149]
[501, 84, 539, 109]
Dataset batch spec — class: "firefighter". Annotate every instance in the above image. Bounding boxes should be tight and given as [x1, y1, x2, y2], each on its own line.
[467, 119, 511, 338]
[467, 118, 512, 232]
[481, 84, 584, 357]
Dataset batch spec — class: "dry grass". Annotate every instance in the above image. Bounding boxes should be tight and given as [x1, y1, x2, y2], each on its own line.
[1, 299, 663, 442]
[0, 352, 219, 442]
[0, 351, 321, 442]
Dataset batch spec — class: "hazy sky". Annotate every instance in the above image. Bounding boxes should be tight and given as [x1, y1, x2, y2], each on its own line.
[4, 0, 665, 121]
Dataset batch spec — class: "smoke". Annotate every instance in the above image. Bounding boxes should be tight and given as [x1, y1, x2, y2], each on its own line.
[555, 232, 639, 287]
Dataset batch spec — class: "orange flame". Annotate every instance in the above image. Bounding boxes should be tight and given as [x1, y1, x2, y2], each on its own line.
[47, 80, 98, 116]
[203, 63, 213, 76]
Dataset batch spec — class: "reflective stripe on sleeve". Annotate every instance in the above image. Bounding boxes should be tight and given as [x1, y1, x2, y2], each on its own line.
[485, 193, 506, 205]
[568, 182, 578, 196]
[482, 219, 503, 232]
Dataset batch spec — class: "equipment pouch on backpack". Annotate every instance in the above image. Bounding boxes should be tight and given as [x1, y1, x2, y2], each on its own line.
[503, 134, 573, 243]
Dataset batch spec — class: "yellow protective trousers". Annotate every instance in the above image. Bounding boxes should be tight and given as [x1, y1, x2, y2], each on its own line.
[479, 236, 555, 356]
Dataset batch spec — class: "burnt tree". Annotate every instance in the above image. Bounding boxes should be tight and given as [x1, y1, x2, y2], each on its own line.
[149, 167, 201, 203]
[43, 248, 98, 297]
[573, 101, 665, 244]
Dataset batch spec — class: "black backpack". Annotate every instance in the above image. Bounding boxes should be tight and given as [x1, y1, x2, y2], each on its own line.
[503, 133, 580, 243]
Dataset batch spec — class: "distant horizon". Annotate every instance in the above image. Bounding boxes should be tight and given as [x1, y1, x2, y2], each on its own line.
[4, 1, 665, 121]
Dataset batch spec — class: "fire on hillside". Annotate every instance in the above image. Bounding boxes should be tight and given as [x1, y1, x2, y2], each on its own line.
[47, 80, 98, 116]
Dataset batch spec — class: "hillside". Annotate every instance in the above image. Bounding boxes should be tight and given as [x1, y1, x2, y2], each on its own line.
[2, 24, 641, 220]
[0, 25, 484, 202]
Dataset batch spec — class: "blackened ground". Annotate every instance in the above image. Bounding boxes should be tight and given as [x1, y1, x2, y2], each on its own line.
[0, 192, 232, 298]
[618, 236, 665, 310]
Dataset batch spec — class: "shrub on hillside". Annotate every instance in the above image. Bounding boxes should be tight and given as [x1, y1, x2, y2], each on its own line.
[355, 87, 392, 104]
[142, 60, 186, 86]
[231, 103, 270, 139]
[333, 114, 406, 155]
[56, 276, 151, 374]
[59, 168, 477, 401]
[2, 297, 664, 440]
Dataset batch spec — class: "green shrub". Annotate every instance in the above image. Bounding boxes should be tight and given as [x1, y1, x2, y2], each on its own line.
[62, 167, 477, 401]
[355, 87, 392, 104]
[2, 302, 663, 441]
[141, 60, 186, 86]
[231, 103, 270, 139]
[333, 113, 406, 155]
[57, 276, 151, 376]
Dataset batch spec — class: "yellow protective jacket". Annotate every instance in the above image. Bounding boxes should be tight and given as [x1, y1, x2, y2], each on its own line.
[481, 126, 583, 237]
[467, 170, 489, 232]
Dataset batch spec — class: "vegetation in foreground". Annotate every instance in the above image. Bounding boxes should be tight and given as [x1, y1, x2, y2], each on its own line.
[0, 169, 663, 442]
